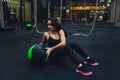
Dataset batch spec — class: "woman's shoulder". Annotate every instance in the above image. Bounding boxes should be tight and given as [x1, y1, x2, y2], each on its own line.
[43, 32, 49, 36]
[59, 29, 64, 33]
[42, 32, 50, 39]
[59, 29, 66, 35]
[43, 31, 49, 35]
[59, 29, 67, 37]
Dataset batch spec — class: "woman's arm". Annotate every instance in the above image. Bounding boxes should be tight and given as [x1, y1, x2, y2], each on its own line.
[45, 29, 66, 57]
[48, 29, 66, 52]
[40, 32, 48, 46]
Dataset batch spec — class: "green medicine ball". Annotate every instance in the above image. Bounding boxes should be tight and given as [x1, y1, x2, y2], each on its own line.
[27, 44, 48, 65]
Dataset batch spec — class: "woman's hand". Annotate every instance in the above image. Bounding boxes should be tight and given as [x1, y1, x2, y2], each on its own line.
[45, 47, 53, 57]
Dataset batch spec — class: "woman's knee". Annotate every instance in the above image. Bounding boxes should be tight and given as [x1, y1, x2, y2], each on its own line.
[68, 43, 79, 48]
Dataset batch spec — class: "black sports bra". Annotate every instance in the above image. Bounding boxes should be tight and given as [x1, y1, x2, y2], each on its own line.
[47, 32, 60, 47]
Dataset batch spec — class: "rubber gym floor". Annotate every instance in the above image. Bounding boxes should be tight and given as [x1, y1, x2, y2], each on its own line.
[0, 23, 120, 80]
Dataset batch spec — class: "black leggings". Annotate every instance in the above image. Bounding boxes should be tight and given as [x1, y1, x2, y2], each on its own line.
[49, 43, 88, 65]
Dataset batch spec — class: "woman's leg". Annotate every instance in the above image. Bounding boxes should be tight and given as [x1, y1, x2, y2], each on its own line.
[68, 43, 89, 59]
[49, 46, 69, 63]
[49, 45, 81, 64]
[68, 43, 99, 66]
[67, 45, 93, 76]
[49, 45, 93, 76]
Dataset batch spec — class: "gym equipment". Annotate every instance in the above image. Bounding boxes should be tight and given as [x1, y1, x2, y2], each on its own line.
[71, 0, 99, 36]
[27, 44, 48, 65]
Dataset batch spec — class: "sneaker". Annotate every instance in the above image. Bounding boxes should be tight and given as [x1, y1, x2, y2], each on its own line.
[76, 67, 93, 76]
[84, 59, 99, 66]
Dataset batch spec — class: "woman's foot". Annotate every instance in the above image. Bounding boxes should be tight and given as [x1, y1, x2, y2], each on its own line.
[84, 59, 99, 66]
[76, 67, 93, 76]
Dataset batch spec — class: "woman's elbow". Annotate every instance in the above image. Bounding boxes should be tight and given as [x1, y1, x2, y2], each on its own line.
[61, 41, 66, 46]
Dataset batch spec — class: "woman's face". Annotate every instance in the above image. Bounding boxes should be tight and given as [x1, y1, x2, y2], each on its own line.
[47, 20, 55, 31]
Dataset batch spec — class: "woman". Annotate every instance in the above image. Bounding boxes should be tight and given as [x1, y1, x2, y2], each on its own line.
[40, 18, 99, 76]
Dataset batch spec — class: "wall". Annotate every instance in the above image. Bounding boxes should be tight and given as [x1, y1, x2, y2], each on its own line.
[9, 0, 31, 22]
[0, 1, 4, 28]
[110, 1, 114, 23]
[115, 0, 120, 26]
